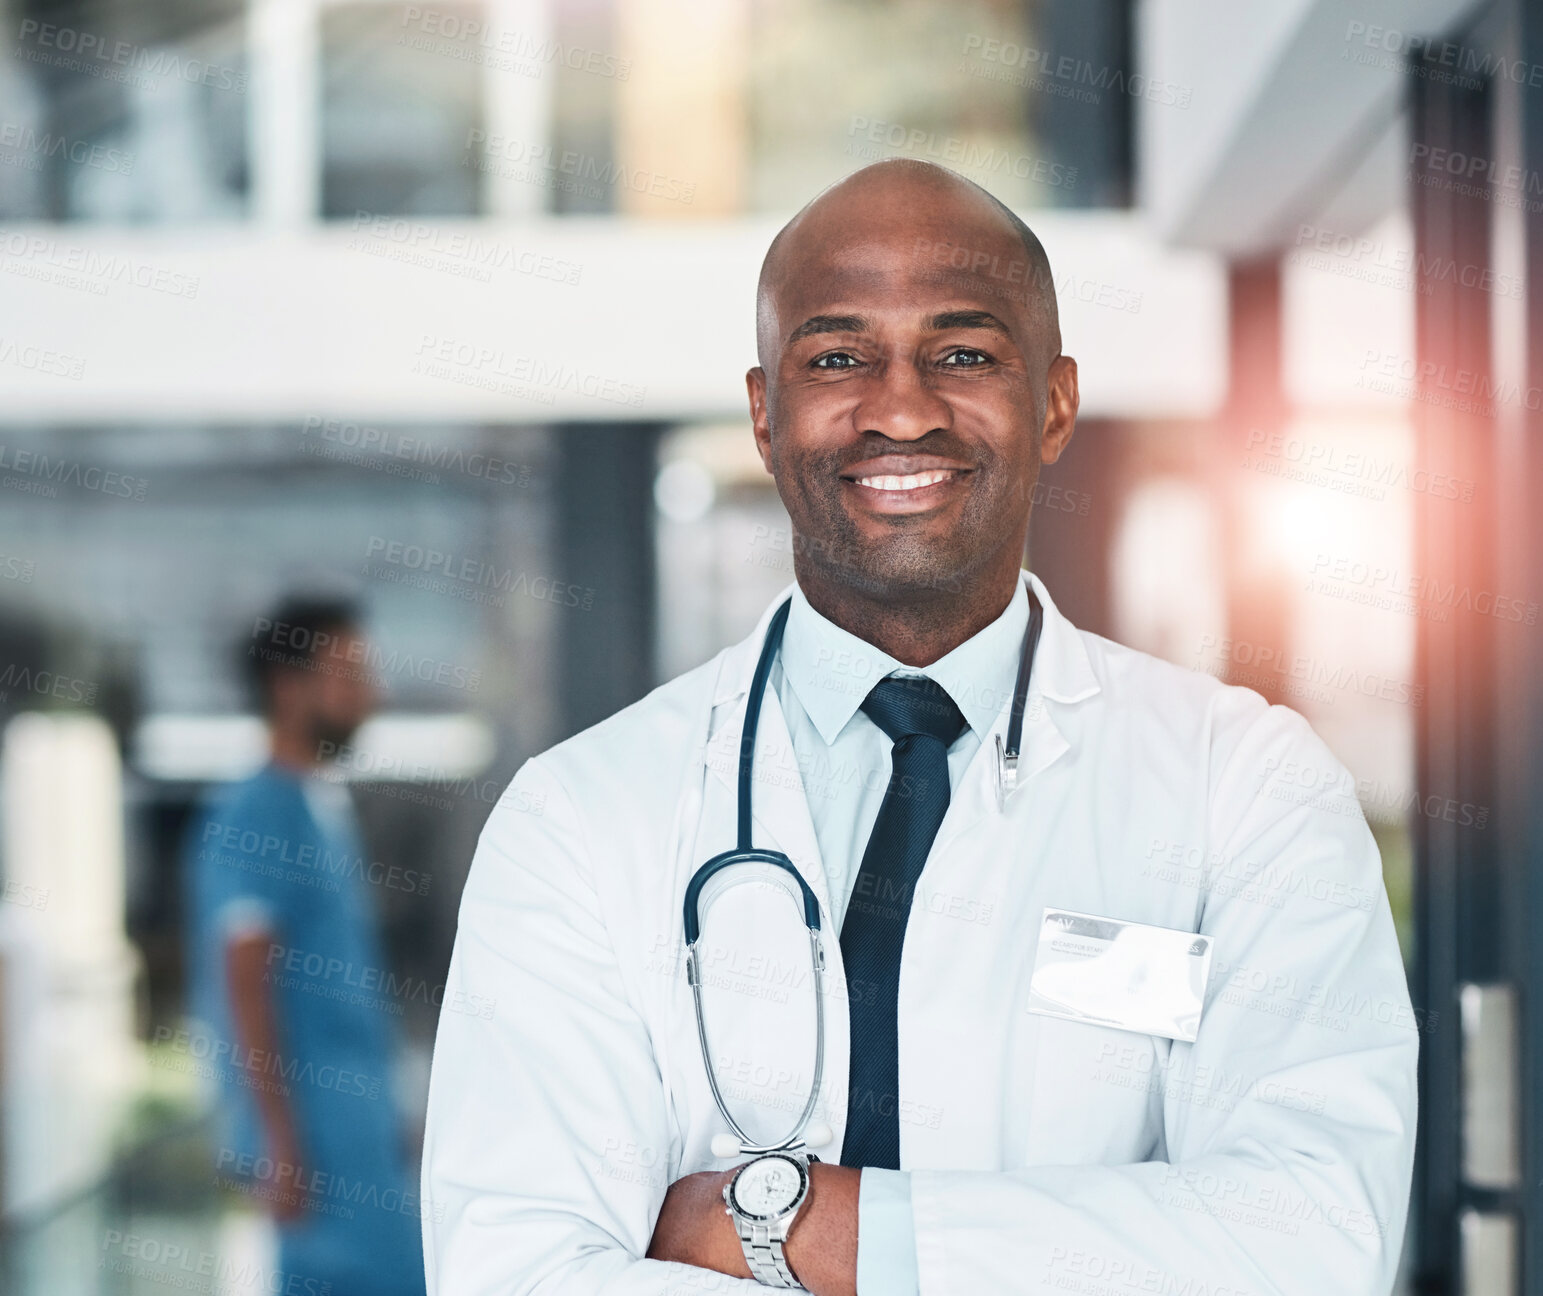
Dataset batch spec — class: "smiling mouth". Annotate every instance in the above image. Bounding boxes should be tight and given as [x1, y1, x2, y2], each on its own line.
[850, 468, 961, 492]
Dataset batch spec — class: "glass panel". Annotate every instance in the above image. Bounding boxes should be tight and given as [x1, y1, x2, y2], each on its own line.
[604, 0, 1131, 217]
[2, 0, 248, 222]
[320, 3, 485, 218]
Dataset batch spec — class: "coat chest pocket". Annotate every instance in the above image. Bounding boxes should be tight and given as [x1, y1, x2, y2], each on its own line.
[1016, 1014, 1171, 1167]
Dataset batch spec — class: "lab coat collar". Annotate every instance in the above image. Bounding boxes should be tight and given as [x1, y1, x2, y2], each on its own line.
[779, 579, 1029, 748]
[704, 569, 1100, 843]
[711, 570, 1100, 712]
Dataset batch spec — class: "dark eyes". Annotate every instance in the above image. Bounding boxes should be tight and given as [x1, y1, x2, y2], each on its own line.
[811, 351, 860, 370]
[809, 347, 994, 371]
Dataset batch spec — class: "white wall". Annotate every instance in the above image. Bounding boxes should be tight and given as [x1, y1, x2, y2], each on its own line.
[0, 211, 1227, 423]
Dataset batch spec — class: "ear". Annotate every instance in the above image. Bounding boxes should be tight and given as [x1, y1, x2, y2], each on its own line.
[1040, 355, 1079, 466]
[746, 367, 774, 474]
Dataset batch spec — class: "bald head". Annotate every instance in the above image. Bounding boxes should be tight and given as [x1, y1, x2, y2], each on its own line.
[755, 160, 1061, 372]
[743, 159, 1081, 641]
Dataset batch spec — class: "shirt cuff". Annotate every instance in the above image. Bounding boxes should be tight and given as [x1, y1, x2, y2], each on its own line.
[856, 1167, 919, 1296]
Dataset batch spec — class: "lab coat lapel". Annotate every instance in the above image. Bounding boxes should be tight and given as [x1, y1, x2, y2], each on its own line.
[932, 572, 1094, 853]
[932, 690, 1070, 857]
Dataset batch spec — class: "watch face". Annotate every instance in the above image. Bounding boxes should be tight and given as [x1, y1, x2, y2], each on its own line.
[729, 1155, 806, 1220]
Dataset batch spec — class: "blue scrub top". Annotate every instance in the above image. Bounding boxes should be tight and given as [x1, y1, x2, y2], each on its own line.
[183, 763, 426, 1295]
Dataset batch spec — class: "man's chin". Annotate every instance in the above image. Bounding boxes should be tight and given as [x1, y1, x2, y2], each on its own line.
[312, 723, 363, 758]
[806, 542, 969, 600]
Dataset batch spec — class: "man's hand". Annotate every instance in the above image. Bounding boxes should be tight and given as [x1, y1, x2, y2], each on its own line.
[646, 1162, 861, 1296]
[266, 1121, 308, 1224]
[647, 1167, 748, 1277]
[225, 928, 307, 1225]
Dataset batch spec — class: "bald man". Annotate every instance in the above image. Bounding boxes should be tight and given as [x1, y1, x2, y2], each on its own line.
[422, 161, 1416, 1296]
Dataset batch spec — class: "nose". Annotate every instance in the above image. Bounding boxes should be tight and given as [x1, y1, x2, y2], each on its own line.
[851, 350, 951, 442]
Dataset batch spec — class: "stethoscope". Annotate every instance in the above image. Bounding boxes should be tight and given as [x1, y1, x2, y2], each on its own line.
[683, 585, 1044, 1160]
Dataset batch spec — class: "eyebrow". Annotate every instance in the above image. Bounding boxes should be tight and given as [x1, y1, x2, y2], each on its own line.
[785, 313, 870, 345]
[926, 309, 1011, 336]
[785, 309, 1013, 347]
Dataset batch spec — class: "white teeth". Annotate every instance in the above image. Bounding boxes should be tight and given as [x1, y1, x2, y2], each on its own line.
[856, 469, 953, 492]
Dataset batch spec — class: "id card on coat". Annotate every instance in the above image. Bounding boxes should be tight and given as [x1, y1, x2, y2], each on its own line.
[1026, 908, 1212, 1042]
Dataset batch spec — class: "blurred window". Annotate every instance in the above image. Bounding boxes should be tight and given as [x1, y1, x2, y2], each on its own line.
[320, 3, 484, 218]
[3, 0, 247, 221]
[607, 0, 1132, 217]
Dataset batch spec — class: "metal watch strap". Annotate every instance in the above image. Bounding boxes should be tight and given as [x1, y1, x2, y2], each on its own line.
[729, 1152, 814, 1290]
[735, 1220, 803, 1289]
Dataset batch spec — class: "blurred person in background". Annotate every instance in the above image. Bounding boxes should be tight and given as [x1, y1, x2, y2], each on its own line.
[182, 594, 428, 1296]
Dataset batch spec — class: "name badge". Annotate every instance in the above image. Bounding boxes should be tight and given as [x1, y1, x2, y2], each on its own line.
[1027, 908, 1212, 1042]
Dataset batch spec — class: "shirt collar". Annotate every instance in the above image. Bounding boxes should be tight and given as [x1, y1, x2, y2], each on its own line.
[780, 576, 1030, 747]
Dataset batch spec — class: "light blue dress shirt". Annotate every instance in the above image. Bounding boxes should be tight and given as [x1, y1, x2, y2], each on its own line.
[768, 576, 1030, 1296]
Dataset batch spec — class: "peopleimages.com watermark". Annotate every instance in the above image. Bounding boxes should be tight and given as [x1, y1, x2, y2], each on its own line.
[1092, 1039, 1333, 1117]
[1356, 348, 1543, 419]
[100, 1229, 332, 1296]
[317, 743, 548, 819]
[462, 130, 695, 205]
[1408, 143, 1543, 215]
[0, 555, 35, 583]
[197, 815, 432, 897]
[1288, 222, 1523, 300]
[846, 117, 1077, 191]
[361, 535, 596, 611]
[215, 1148, 444, 1225]
[1305, 552, 1538, 626]
[1192, 634, 1424, 709]
[0, 336, 84, 381]
[0, 231, 201, 300]
[410, 333, 647, 409]
[1260, 754, 1488, 832]
[0, 662, 100, 706]
[1240, 425, 1476, 505]
[1143, 837, 1382, 914]
[262, 940, 495, 1020]
[345, 211, 583, 287]
[298, 416, 535, 489]
[1042, 1248, 1247, 1296]
[14, 19, 247, 92]
[1343, 20, 1543, 91]
[1157, 1165, 1389, 1241]
[960, 33, 1191, 108]
[0, 120, 134, 174]
[911, 235, 1143, 315]
[397, 6, 630, 81]
[151, 1024, 386, 1102]
[0, 442, 148, 501]
[251, 609, 484, 696]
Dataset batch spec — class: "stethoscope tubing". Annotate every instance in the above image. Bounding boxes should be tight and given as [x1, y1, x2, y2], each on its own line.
[682, 582, 1043, 1156]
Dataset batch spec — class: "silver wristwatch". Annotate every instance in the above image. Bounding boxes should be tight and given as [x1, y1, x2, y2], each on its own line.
[722, 1151, 815, 1289]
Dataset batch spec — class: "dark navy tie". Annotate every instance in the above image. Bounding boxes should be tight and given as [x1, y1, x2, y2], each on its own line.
[839, 674, 967, 1170]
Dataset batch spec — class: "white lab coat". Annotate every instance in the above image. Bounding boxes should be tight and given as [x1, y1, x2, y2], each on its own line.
[422, 573, 1417, 1296]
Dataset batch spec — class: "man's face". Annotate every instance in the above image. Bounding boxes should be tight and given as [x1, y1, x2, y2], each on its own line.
[310, 629, 377, 751]
[276, 627, 378, 754]
[748, 190, 1076, 602]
